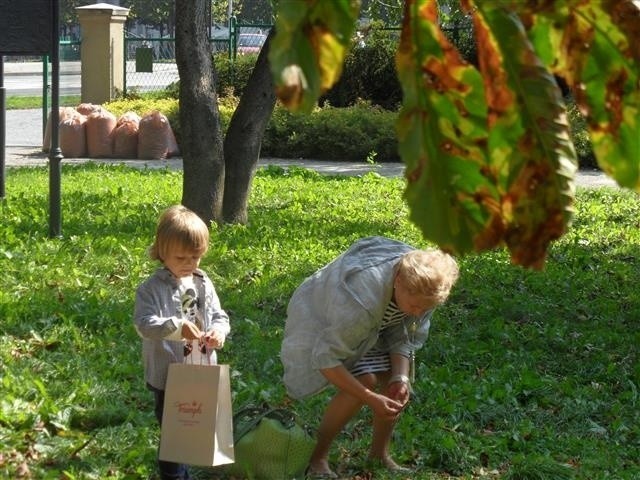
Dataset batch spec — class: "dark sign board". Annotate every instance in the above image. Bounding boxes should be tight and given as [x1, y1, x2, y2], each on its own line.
[0, 0, 53, 54]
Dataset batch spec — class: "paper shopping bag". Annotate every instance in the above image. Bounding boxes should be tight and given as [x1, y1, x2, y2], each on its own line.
[159, 363, 235, 467]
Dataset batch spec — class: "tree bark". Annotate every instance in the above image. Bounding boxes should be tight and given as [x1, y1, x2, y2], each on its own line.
[175, 0, 225, 225]
[222, 30, 277, 224]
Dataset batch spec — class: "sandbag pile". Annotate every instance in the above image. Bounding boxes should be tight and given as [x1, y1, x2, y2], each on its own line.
[42, 104, 179, 160]
[60, 112, 87, 158]
[113, 111, 141, 158]
[86, 109, 117, 158]
[43, 107, 76, 153]
[137, 110, 180, 160]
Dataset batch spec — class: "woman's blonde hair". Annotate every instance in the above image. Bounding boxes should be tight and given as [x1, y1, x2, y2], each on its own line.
[149, 205, 210, 262]
[396, 248, 459, 306]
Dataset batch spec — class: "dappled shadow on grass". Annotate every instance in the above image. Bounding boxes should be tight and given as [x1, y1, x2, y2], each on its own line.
[4, 163, 180, 239]
[417, 227, 640, 475]
[3, 199, 161, 240]
[60, 195, 162, 237]
[4, 166, 640, 478]
[453, 239, 640, 330]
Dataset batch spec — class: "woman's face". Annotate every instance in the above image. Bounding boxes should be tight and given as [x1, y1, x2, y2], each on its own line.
[393, 274, 434, 317]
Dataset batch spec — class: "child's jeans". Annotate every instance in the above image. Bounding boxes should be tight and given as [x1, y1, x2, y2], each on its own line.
[149, 384, 192, 480]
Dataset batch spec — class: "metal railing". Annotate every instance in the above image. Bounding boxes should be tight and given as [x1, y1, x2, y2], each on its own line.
[42, 39, 81, 135]
[123, 36, 233, 96]
[123, 20, 273, 96]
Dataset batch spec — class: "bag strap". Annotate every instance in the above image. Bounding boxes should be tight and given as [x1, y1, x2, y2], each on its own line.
[232, 403, 297, 443]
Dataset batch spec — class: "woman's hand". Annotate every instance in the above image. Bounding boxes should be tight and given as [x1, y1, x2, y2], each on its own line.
[387, 379, 411, 407]
[387, 355, 412, 407]
[367, 392, 405, 419]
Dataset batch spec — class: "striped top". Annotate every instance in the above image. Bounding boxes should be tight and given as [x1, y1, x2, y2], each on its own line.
[350, 300, 408, 377]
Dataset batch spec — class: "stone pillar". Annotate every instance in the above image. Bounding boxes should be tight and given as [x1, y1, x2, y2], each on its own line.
[77, 3, 129, 104]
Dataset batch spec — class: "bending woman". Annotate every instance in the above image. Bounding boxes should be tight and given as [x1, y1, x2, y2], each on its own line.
[280, 236, 459, 477]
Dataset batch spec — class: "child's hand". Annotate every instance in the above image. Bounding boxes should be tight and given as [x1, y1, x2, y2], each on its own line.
[181, 321, 203, 340]
[204, 329, 226, 349]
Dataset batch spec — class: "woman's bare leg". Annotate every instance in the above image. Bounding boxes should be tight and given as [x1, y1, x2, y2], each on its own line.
[370, 412, 394, 459]
[369, 372, 408, 470]
[308, 374, 377, 475]
[369, 413, 403, 468]
[307, 391, 362, 474]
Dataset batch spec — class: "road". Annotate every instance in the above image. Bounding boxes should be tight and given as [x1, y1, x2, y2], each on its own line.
[4, 76, 81, 97]
[2, 60, 178, 96]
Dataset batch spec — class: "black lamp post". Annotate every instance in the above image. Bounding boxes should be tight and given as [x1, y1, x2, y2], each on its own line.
[49, 0, 63, 238]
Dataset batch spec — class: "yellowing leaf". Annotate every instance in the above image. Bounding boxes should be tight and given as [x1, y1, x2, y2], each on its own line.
[270, 0, 359, 112]
[309, 25, 347, 90]
[276, 65, 309, 109]
[399, 0, 577, 268]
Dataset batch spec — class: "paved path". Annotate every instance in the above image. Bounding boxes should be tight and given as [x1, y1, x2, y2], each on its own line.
[3, 60, 176, 96]
[1, 108, 618, 187]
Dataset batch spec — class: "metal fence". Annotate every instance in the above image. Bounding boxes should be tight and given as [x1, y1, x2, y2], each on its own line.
[123, 22, 272, 96]
[123, 37, 182, 95]
[41, 39, 81, 134]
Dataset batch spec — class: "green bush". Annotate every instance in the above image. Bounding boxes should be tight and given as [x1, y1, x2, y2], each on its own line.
[262, 100, 399, 162]
[104, 97, 236, 149]
[105, 90, 594, 168]
[168, 24, 401, 111]
[566, 100, 597, 169]
[104, 97, 181, 145]
[104, 97, 179, 121]
[107, 28, 597, 169]
[163, 53, 260, 99]
[319, 21, 476, 110]
[214, 53, 262, 97]
[321, 23, 402, 110]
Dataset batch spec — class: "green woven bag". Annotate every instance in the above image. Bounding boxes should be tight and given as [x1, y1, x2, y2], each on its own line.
[224, 404, 315, 479]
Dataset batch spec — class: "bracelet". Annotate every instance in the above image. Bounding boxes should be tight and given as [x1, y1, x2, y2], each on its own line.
[388, 374, 411, 386]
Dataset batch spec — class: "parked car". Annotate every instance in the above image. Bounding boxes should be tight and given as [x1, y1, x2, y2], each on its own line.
[237, 33, 267, 55]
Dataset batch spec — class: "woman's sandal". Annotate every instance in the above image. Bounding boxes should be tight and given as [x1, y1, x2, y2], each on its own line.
[364, 457, 412, 473]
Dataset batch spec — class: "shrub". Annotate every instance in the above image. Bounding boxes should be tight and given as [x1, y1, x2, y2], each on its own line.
[105, 91, 595, 169]
[163, 53, 259, 100]
[262, 100, 399, 162]
[214, 53, 261, 97]
[321, 23, 402, 110]
[566, 99, 597, 169]
[105, 98, 179, 121]
[104, 97, 236, 148]
[104, 97, 181, 144]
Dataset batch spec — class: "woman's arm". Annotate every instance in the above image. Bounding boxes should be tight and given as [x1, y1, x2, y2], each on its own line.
[387, 353, 411, 406]
[320, 364, 404, 419]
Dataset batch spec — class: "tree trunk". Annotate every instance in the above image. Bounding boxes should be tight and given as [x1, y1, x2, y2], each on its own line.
[175, 0, 225, 225]
[222, 30, 277, 224]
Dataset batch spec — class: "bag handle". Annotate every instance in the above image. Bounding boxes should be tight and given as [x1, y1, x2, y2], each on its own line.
[232, 403, 297, 443]
[183, 341, 214, 365]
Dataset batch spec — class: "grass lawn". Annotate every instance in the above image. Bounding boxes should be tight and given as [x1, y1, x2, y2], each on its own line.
[1, 164, 639, 479]
[5, 95, 82, 110]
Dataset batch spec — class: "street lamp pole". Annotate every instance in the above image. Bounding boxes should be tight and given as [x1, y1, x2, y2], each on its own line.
[48, 0, 63, 238]
[0, 55, 5, 199]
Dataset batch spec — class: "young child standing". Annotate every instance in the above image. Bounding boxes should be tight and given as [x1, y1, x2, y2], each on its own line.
[134, 205, 230, 480]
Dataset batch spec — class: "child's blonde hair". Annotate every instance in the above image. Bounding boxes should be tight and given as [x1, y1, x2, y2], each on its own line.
[149, 205, 210, 262]
[396, 249, 459, 306]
